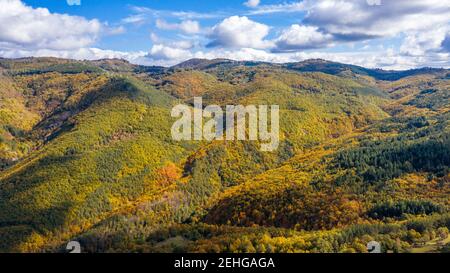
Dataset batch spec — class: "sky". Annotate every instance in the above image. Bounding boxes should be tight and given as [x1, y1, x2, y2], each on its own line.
[0, 0, 449, 69]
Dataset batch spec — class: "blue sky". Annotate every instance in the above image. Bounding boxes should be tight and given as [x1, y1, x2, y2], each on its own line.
[1, 0, 449, 69]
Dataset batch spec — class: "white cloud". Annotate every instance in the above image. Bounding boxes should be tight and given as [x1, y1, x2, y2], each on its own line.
[194, 47, 291, 63]
[0, 0, 103, 51]
[250, 0, 450, 61]
[1, 0, 449, 70]
[274, 25, 334, 51]
[122, 14, 148, 25]
[107, 25, 126, 35]
[143, 43, 450, 69]
[247, 1, 306, 15]
[149, 44, 192, 61]
[244, 0, 260, 8]
[170, 40, 195, 50]
[2, 42, 448, 70]
[208, 16, 273, 49]
[250, 0, 450, 40]
[150, 32, 160, 43]
[156, 19, 201, 34]
[302, 0, 450, 41]
[122, 6, 224, 25]
[400, 26, 449, 56]
[0, 46, 149, 64]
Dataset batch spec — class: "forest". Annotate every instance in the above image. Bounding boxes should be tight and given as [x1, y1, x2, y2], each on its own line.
[0, 57, 448, 253]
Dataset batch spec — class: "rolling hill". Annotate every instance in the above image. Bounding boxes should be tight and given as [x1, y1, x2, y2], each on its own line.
[0, 57, 448, 253]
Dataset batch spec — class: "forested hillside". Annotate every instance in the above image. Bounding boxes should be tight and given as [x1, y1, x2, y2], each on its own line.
[0, 57, 448, 253]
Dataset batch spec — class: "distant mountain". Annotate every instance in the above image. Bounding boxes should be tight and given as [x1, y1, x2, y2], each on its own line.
[283, 59, 449, 81]
[0, 57, 448, 253]
[173, 58, 449, 81]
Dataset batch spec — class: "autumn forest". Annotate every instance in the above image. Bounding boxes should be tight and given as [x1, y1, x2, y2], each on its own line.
[0, 57, 449, 253]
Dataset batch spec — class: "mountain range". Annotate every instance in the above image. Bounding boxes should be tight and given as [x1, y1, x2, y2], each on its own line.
[0, 57, 449, 253]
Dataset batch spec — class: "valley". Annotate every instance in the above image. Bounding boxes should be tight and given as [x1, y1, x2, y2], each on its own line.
[0, 57, 448, 253]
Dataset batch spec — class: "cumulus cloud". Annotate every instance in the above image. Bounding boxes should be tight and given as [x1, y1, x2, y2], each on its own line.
[155, 19, 201, 34]
[195, 47, 293, 64]
[2, 0, 449, 70]
[148, 46, 449, 70]
[244, 0, 260, 8]
[0, 46, 149, 63]
[0, 0, 103, 51]
[252, 0, 450, 58]
[208, 16, 273, 49]
[274, 25, 334, 51]
[149, 44, 192, 61]
[251, 0, 450, 42]
[171, 40, 196, 50]
[301, 0, 450, 41]
[400, 26, 449, 56]
[3, 42, 447, 70]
